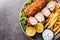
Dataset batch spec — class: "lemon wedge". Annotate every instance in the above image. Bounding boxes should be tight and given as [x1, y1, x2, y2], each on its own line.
[26, 27, 36, 37]
[34, 23, 44, 33]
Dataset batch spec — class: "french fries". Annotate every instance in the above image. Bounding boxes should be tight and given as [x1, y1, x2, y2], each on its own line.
[45, 18, 51, 28]
[45, 13, 53, 28]
[45, 12, 58, 28]
[46, 19, 49, 23]
[55, 28, 60, 35]
[45, 3, 60, 36]
[48, 17, 57, 28]
[56, 22, 60, 25]
[50, 13, 58, 24]
[53, 26, 59, 32]
[54, 24, 57, 30]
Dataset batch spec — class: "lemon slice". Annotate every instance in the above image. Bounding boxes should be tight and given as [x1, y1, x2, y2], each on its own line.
[26, 27, 36, 37]
[34, 23, 44, 33]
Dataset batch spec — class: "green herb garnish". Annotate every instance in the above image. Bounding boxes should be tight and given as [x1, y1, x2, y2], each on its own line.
[26, 0, 34, 5]
[48, 0, 51, 2]
[20, 12, 27, 30]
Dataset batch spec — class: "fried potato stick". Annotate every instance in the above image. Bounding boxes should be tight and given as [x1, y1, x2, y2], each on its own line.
[50, 13, 58, 24]
[55, 28, 60, 35]
[56, 22, 60, 25]
[45, 13, 54, 28]
[53, 26, 60, 32]
[48, 17, 57, 28]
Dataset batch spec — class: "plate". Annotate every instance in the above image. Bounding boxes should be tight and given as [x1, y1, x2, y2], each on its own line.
[19, 0, 60, 40]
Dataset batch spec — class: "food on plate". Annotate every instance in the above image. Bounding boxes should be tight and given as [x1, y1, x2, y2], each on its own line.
[45, 7, 60, 35]
[55, 28, 60, 35]
[26, 27, 36, 36]
[49, 12, 58, 24]
[53, 24, 60, 35]
[27, 17, 38, 26]
[20, 12, 27, 29]
[20, 0, 35, 29]
[45, 16, 52, 28]
[42, 29, 54, 40]
[48, 0, 51, 2]
[45, 12, 58, 28]
[46, 1, 56, 11]
[56, 3, 60, 9]
[41, 7, 51, 17]
[56, 22, 60, 25]
[53, 25, 60, 35]
[53, 26, 60, 32]
[34, 23, 44, 33]
[34, 12, 45, 22]
[20, 0, 60, 40]
[24, 0, 47, 17]
[44, 4, 60, 35]
[50, 13, 58, 25]
[48, 17, 57, 28]
[26, 0, 34, 5]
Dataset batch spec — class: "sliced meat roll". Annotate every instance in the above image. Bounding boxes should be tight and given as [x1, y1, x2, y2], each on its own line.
[41, 7, 51, 17]
[24, 0, 47, 17]
[46, 1, 56, 11]
[27, 17, 38, 26]
[35, 12, 45, 22]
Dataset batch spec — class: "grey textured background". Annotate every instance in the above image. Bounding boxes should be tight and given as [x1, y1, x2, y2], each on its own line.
[0, 0, 30, 40]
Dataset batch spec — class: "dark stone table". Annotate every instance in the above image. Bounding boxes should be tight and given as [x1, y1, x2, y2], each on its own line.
[0, 0, 30, 40]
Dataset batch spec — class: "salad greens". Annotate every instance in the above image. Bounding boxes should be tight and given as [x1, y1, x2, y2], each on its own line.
[20, 12, 27, 30]
[48, 0, 51, 2]
[26, 0, 34, 5]
[20, 0, 34, 30]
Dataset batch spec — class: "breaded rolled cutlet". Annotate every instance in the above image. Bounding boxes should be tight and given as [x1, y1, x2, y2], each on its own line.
[24, 0, 47, 17]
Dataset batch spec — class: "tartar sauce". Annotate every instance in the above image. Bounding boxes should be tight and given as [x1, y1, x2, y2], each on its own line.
[42, 29, 54, 40]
